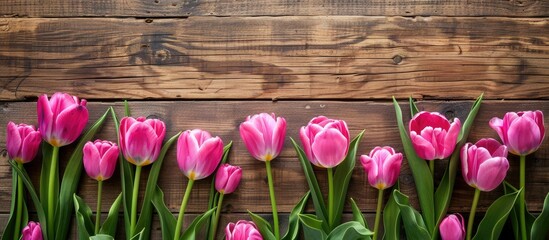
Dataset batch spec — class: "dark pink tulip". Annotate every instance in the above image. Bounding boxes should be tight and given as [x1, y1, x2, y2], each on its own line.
[83, 139, 119, 181]
[6, 122, 41, 164]
[177, 129, 223, 180]
[360, 146, 403, 190]
[461, 138, 509, 192]
[489, 110, 545, 156]
[21, 221, 43, 240]
[215, 164, 242, 194]
[225, 220, 263, 240]
[409, 111, 461, 160]
[37, 92, 89, 147]
[299, 116, 350, 168]
[119, 117, 166, 166]
[439, 214, 465, 240]
[239, 113, 286, 162]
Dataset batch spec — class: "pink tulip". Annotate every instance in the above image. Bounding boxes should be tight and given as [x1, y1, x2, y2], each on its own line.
[177, 129, 223, 180]
[83, 140, 119, 181]
[489, 110, 545, 156]
[6, 122, 41, 164]
[119, 117, 166, 166]
[360, 146, 403, 190]
[409, 111, 461, 160]
[37, 92, 89, 147]
[299, 116, 350, 168]
[225, 220, 263, 240]
[239, 113, 286, 162]
[215, 164, 242, 194]
[461, 138, 509, 192]
[439, 214, 465, 240]
[21, 221, 43, 240]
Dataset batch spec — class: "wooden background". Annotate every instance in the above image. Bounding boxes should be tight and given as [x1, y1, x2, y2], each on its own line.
[1, 1, 548, 239]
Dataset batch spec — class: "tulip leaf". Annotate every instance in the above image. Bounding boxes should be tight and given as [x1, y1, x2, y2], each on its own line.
[73, 194, 94, 240]
[393, 97, 435, 233]
[384, 188, 402, 240]
[503, 182, 535, 240]
[206, 142, 233, 240]
[393, 190, 431, 240]
[90, 234, 115, 240]
[299, 214, 328, 240]
[2, 168, 29, 240]
[181, 208, 217, 240]
[327, 221, 374, 239]
[39, 141, 56, 240]
[333, 131, 364, 228]
[531, 191, 549, 240]
[472, 189, 520, 240]
[248, 211, 277, 240]
[350, 198, 368, 229]
[100, 193, 123, 237]
[151, 186, 176, 240]
[409, 97, 419, 117]
[282, 191, 311, 240]
[130, 229, 144, 240]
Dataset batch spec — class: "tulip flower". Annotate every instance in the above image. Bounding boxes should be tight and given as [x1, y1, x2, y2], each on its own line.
[210, 164, 242, 240]
[119, 116, 166, 167]
[37, 92, 89, 147]
[409, 111, 461, 161]
[225, 220, 263, 240]
[6, 122, 41, 164]
[439, 214, 465, 240]
[461, 139, 509, 192]
[239, 113, 286, 162]
[21, 221, 43, 240]
[299, 116, 350, 168]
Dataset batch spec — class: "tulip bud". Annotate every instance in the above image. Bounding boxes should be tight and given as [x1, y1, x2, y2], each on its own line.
[461, 138, 509, 192]
[6, 122, 41, 164]
[225, 220, 263, 240]
[239, 113, 286, 162]
[489, 110, 545, 156]
[299, 116, 350, 168]
[409, 111, 461, 160]
[83, 139, 119, 181]
[37, 92, 89, 147]
[21, 221, 43, 240]
[439, 214, 465, 240]
[177, 129, 224, 180]
[360, 146, 403, 190]
[119, 117, 166, 166]
[215, 164, 242, 194]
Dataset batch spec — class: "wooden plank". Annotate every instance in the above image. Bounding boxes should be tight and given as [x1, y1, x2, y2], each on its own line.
[0, 0, 548, 17]
[1, 17, 549, 101]
[1, 100, 548, 215]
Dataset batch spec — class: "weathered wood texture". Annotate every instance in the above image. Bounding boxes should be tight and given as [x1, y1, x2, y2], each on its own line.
[1, 100, 548, 215]
[2, 17, 549, 101]
[1, 0, 548, 17]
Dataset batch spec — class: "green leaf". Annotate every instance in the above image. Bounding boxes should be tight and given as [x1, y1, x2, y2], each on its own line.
[383, 189, 401, 240]
[130, 229, 144, 240]
[531, 191, 549, 240]
[90, 234, 115, 240]
[409, 97, 419, 117]
[504, 182, 535, 240]
[39, 141, 56, 239]
[2, 168, 28, 240]
[333, 131, 364, 228]
[181, 208, 217, 240]
[248, 211, 276, 240]
[151, 186, 176, 240]
[100, 193, 123, 237]
[327, 221, 374, 239]
[299, 214, 328, 240]
[473, 188, 521, 240]
[73, 194, 94, 240]
[282, 191, 311, 240]
[393, 97, 435, 233]
[350, 198, 367, 229]
[206, 142, 233, 239]
[392, 190, 431, 240]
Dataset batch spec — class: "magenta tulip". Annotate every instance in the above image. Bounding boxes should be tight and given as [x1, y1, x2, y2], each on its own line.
[83, 140, 119, 181]
[489, 110, 545, 156]
[239, 113, 286, 162]
[299, 116, 350, 168]
[439, 214, 465, 240]
[215, 164, 242, 194]
[360, 146, 403, 190]
[37, 92, 89, 147]
[177, 129, 223, 180]
[21, 221, 43, 240]
[119, 116, 166, 166]
[6, 122, 41, 164]
[409, 111, 461, 160]
[461, 138, 509, 192]
[225, 220, 263, 240]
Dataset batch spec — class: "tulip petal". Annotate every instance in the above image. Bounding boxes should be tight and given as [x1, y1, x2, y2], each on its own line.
[271, 117, 287, 158]
[37, 94, 54, 141]
[6, 122, 22, 160]
[410, 130, 436, 160]
[83, 142, 102, 179]
[54, 104, 89, 146]
[125, 123, 157, 165]
[193, 137, 223, 179]
[476, 157, 509, 191]
[508, 117, 542, 155]
[240, 122, 266, 160]
[20, 131, 41, 163]
[311, 128, 348, 168]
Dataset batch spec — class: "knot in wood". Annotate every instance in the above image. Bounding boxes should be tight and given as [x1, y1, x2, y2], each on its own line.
[392, 55, 403, 64]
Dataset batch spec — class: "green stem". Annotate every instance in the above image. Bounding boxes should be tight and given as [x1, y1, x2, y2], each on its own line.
[95, 181, 103, 234]
[48, 146, 59, 237]
[266, 161, 280, 240]
[209, 193, 225, 240]
[373, 189, 384, 240]
[130, 165, 142, 237]
[14, 162, 24, 240]
[466, 189, 481, 240]
[519, 155, 527, 240]
[174, 179, 194, 240]
[429, 160, 435, 178]
[327, 167, 334, 228]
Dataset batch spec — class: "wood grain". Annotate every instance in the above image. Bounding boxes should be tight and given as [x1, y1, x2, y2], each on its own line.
[0, 0, 548, 17]
[1, 17, 549, 101]
[1, 100, 548, 215]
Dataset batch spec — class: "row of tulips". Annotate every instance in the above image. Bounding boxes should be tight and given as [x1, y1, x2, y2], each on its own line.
[3, 92, 549, 240]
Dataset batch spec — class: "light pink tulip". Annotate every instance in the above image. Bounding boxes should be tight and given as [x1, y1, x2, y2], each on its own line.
[299, 116, 350, 168]
[461, 138, 509, 192]
[489, 110, 545, 156]
[360, 146, 403, 190]
[83, 140, 119, 181]
[225, 220, 263, 240]
[37, 92, 89, 147]
[21, 221, 43, 240]
[439, 214, 465, 240]
[119, 117, 166, 166]
[177, 129, 223, 180]
[409, 111, 461, 160]
[239, 113, 286, 162]
[6, 122, 41, 164]
[215, 164, 242, 194]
